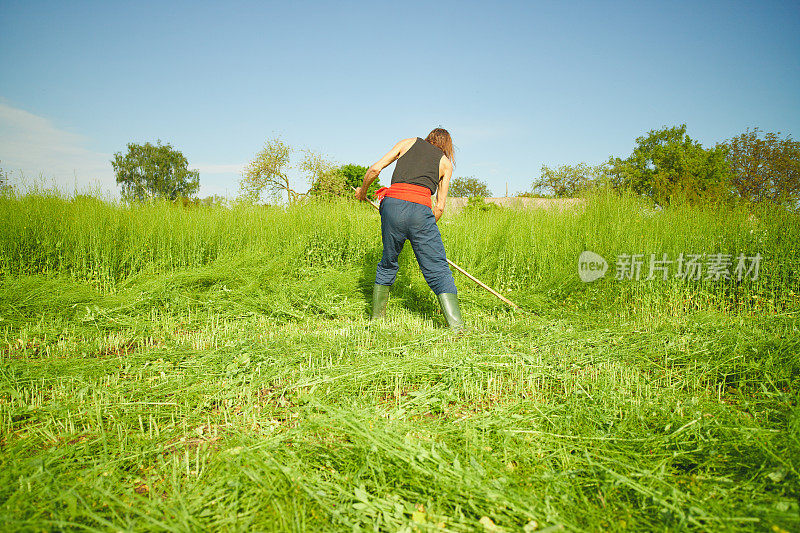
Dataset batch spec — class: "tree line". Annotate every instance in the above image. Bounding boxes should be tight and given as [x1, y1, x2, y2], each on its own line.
[107, 125, 799, 210]
[110, 138, 381, 206]
[110, 138, 496, 204]
[531, 125, 800, 208]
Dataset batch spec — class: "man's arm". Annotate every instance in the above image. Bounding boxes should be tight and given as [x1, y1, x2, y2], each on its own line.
[355, 138, 415, 201]
[433, 155, 453, 222]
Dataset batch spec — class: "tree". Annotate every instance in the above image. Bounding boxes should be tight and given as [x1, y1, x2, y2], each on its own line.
[112, 141, 199, 202]
[606, 124, 732, 206]
[340, 163, 382, 196]
[301, 149, 342, 197]
[0, 162, 9, 194]
[201, 195, 228, 208]
[308, 163, 381, 198]
[449, 176, 492, 198]
[240, 139, 379, 204]
[464, 196, 501, 212]
[531, 162, 607, 198]
[723, 128, 800, 207]
[239, 137, 298, 203]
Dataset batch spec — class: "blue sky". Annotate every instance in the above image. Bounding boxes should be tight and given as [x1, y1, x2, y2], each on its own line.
[1, 0, 798, 199]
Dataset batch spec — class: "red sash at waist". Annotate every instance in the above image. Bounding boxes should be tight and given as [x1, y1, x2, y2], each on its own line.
[374, 183, 432, 208]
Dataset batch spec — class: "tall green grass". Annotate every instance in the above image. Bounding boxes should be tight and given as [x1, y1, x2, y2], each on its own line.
[2, 187, 797, 315]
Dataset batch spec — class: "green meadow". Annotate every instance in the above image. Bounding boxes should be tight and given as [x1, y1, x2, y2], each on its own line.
[1, 188, 798, 531]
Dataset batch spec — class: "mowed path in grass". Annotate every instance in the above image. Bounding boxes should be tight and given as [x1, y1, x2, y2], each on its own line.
[1, 191, 798, 531]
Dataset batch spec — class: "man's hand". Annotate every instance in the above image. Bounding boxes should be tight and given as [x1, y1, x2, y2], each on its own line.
[354, 186, 367, 202]
[433, 206, 443, 222]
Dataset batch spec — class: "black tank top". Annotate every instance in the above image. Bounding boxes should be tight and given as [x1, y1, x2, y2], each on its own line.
[391, 137, 444, 194]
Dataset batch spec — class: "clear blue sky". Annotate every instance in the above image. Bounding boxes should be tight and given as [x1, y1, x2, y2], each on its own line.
[1, 0, 798, 199]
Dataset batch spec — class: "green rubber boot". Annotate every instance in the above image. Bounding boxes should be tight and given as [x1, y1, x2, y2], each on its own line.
[436, 293, 465, 333]
[371, 284, 390, 320]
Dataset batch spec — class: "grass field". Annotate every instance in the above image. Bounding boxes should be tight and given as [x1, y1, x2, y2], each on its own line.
[1, 188, 798, 531]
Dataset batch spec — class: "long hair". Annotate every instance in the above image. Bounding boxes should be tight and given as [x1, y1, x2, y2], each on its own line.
[425, 128, 455, 168]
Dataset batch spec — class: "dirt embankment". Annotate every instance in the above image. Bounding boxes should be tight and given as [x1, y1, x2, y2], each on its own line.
[444, 196, 587, 215]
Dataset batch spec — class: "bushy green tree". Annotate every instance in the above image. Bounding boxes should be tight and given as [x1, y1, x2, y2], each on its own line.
[724, 128, 800, 208]
[309, 163, 381, 198]
[464, 195, 501, 212]
[112, 141, 199, 202]
[607, 125, 731, 206]
[341, 164, 381, 195]
[532, 162, 608, 198]
[449, 176, 492, 198]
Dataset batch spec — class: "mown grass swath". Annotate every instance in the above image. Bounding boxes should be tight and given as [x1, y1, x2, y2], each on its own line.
[1, 185, 798, 531]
